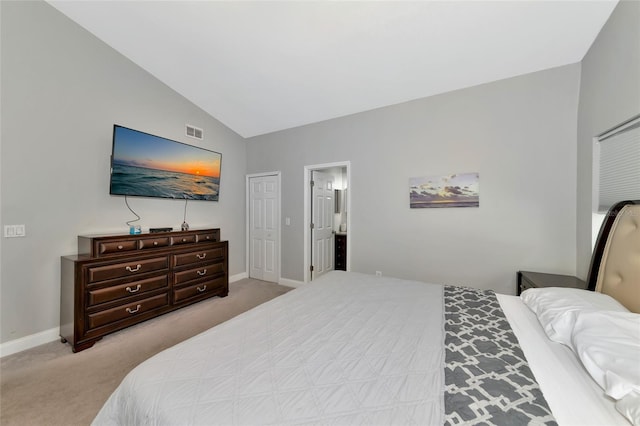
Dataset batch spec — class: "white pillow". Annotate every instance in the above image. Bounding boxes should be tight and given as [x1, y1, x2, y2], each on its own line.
[616, 390, 640, 426]
[571, 310, 640, 401]
[520, 287, 628, 346]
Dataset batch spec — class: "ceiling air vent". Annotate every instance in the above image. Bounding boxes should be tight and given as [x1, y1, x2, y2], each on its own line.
[186, 124, 203, 140]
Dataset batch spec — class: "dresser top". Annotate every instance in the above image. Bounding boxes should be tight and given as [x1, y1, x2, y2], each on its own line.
[79, 227, 219, 239]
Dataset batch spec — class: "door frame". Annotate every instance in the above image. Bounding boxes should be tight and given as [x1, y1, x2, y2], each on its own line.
[246, 171, 281, 283]
[303, 161, 351, 283]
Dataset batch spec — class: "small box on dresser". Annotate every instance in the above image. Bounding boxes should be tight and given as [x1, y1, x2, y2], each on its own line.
[60, 228, 228, 352]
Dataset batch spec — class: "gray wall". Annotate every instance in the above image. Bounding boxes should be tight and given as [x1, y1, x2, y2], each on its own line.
[576, 0, 640, 279]
[0, 1, 247, 344]
[3, 0, 633, 347]
[247, 64, 581, 293]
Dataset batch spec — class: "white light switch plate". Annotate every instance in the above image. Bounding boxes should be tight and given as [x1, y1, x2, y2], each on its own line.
[4, 225, 26, 237]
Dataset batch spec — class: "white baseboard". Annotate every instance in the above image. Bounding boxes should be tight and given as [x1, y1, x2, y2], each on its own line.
[231, 272, 303, 288]
[229, 272, 248, 283]
[279, 278, 304, 288]
[0, 327, 60, 358]
[1, 273, 282, 358]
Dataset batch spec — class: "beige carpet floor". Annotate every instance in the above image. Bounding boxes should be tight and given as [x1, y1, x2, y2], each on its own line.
[0, 278, 293, 426]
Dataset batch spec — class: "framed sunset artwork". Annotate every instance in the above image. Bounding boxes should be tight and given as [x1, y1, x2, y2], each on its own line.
[409, 172, 479, 208]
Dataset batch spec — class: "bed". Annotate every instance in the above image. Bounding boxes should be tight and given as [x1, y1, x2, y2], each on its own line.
[92, 200, 639, 426]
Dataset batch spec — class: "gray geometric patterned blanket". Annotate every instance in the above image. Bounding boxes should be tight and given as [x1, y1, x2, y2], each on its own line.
[443, 285, 557, 426]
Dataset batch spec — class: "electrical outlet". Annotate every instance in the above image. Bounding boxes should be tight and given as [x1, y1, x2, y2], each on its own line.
[375, 271, 382, 276]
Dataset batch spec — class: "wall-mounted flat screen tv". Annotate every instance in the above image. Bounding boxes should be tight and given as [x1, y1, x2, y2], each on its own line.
[110, 125, 221, 201]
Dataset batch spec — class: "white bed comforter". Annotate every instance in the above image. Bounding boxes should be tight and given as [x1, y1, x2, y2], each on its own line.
[93, 272, 445, 425]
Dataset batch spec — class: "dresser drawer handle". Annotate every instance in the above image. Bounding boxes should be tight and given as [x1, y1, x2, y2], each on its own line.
[196, 253, 207, 259]
[153, 241, 158, 246]
[125, 284, 142, 293]
[117, 245, 124, 250]
[126, 304, 141, 314]
[182, 238, 187, 242]
[197, 269, 207, 276]
[197, 285, 207, 293]
[125, 264, 142, 273]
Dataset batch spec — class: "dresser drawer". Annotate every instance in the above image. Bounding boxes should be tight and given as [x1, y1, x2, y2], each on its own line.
[173, 247, 225, 267]
[138, 236, 170, 250]
[171, 234, 197, 245]
[196, 230, 219, 243]
[173, 276, 227, 303]
[97, 240, 138, 255]
[87, 293, 169, 330]
[173, 262, 225, 286]
[87, 257, 168, 283]
[87, 275, 168, 306]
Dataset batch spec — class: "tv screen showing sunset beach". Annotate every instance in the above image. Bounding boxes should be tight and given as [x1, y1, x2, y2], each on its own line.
[110, 125, 221, 201]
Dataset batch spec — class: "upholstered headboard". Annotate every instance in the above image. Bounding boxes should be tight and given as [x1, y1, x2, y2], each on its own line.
[587, 200, 640, 313]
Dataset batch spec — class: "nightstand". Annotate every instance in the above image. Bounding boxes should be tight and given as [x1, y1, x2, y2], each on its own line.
[517, 271, 587, 296]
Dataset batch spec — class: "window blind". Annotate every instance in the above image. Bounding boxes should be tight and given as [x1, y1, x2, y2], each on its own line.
[597, 116, 640, 212]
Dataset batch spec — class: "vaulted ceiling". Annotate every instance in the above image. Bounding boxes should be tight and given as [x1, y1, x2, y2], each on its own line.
[48, 1, 618, 138]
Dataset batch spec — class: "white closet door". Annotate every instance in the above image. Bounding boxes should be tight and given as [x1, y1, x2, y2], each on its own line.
[249, 175, 279, 282]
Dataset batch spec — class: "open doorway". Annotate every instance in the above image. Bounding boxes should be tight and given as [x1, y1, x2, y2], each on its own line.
[303, 161, 351, 283]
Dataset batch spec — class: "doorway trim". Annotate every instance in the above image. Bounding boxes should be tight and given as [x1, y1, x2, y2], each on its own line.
[246, 171, 281, 283]
[303, 161, 351, 283]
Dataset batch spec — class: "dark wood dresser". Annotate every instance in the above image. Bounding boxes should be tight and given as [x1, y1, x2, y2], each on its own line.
[60, 228, 228, 352]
